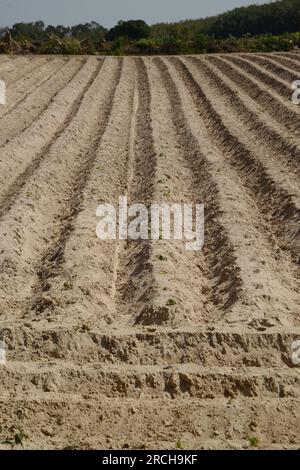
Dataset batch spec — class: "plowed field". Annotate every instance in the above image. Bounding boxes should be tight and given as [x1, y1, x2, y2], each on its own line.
[0, 53, 299, 449]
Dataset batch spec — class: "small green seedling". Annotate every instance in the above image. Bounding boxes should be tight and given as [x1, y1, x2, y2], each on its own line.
[157, 255, 167, 261]
[176, 440, 184, 449]
[248, 436, 259, 448]
[167, 299, 177, 306]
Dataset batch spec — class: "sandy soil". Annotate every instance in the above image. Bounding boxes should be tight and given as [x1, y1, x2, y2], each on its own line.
[0, 53, 299, 450]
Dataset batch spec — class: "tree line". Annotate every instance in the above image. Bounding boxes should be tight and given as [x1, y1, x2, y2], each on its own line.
[0, 0, 299, 54]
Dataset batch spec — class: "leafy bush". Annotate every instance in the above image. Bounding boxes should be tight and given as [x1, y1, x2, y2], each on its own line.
[111, 37, 125, 56]
[237, 32, 300, 52]
[61, 38, 82, 54]
[39, 36, 82, 54]
[193, 33, 211, 53]
[136, 38, 158, 54]
[159, 36, 184, 55]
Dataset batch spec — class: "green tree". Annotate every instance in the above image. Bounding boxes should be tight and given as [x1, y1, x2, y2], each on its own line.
[106, 20, 150, 41]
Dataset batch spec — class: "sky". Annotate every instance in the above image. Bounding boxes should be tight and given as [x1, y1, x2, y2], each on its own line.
[0, 0, 269, 28]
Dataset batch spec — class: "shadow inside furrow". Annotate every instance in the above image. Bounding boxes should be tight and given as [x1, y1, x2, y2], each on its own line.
[115, 58, 159, 326]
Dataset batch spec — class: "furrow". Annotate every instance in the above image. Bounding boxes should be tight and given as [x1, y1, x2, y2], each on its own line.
[0, 57, 66, 119]
[168, 57, 300, 327]
[0, 58, 121, 319]
[268, 53, 300, 72]
[279, 52, 300, 63]
[0, 56, 46, 86]
[187, 56, 300, 256]
[261, 53, 300, 76]
[29, 59, 124, 318]
[218, 55, 299, 133]
[21, 58, 136, 327]
[0, 57, 85, 147]
[205, 55, 300, 170]
[148, 56, 241, 323]
[0, 58, 101, 217]
[230, 55, 295, 100]
[240, 53, 299, 86]
[114, 58, 158, 326]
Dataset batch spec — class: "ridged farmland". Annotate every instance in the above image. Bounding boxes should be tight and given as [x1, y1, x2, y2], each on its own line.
[0, 53, 299, 449]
